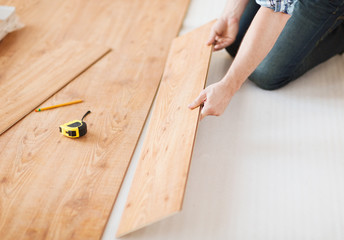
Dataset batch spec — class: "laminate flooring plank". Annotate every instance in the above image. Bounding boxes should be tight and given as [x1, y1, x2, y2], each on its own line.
[0, 0, 190, 239]
[0, 0, 187, 50]
[0, 40, 110, 135]
[116, 21, 214, 237]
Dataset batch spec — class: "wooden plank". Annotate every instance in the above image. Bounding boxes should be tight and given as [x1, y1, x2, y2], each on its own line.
[116, 21, 214, 237]
[0, 0, 190, 239]
[0, 40, 110, 135]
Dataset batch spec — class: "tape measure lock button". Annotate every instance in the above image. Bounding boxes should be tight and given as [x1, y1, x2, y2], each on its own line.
[59, 111, 91, 138]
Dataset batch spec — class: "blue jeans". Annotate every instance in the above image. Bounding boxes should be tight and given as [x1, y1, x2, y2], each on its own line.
[226, 0, 344, 90]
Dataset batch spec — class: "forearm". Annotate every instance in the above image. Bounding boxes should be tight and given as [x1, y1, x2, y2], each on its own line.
[221, 0, 250, 21]
[222, 7, 290, 91]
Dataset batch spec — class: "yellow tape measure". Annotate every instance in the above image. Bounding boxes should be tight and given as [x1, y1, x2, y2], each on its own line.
[59, 111, 91, 138]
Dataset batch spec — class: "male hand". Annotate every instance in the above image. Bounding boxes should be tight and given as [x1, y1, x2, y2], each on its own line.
[207, 17, 239, 51]
[188, 80, 236, 120]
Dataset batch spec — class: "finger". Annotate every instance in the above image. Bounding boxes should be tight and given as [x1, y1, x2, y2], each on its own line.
[188, 91, 206, 109]
[213, 44, 223, 51]
[214, 42, 229, 51]
[200, 105, 211, 120]
[215, 37, 224, 43]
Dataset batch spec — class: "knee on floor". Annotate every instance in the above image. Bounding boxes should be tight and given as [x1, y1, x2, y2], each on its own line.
[249, 67, 292, 90]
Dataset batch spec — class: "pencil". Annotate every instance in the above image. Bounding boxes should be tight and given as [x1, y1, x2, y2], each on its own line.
[35, 100, 83, 112]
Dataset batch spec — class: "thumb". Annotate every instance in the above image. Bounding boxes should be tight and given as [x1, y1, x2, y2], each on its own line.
[189, 91, 206, 109]
[207, 21, 222, 45]
[207, 29, 216, 46]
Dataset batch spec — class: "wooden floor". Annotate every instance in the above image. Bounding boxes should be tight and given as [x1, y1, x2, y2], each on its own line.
[0, 0, 190, 239]
[3, 0, 343, 239]
[117, 21, 213, 237]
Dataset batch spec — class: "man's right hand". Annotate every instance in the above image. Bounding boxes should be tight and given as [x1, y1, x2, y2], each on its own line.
[207, 17, 239, 51]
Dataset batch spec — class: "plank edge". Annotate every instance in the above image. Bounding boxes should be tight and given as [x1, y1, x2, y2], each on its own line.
[178, 43, 213, 211]
[116, 210, 180, 238]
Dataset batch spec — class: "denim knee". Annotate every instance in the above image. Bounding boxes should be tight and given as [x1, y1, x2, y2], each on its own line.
[249, 66, 293, 90]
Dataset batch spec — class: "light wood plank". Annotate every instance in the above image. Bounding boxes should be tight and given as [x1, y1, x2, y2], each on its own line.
[0, 40, 110, 135]
[116, 21, 214, 237]
[0, 0, 190, 239]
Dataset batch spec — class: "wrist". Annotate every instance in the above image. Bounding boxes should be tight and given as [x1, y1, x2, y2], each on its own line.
[221, 0, 249, 23]
[220, 74, 242, 94]
[219, 15, 239, 25]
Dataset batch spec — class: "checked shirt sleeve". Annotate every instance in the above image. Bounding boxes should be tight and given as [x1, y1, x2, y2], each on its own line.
[256, 0, 298, 15]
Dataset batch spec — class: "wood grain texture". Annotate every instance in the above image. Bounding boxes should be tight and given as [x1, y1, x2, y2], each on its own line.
[116, 21, 214, 237]
[0, 0, 190, 239]
[0, 40, 110, 134]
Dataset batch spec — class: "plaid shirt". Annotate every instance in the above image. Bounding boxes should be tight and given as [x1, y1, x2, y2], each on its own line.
[256, 0, 297, 15]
